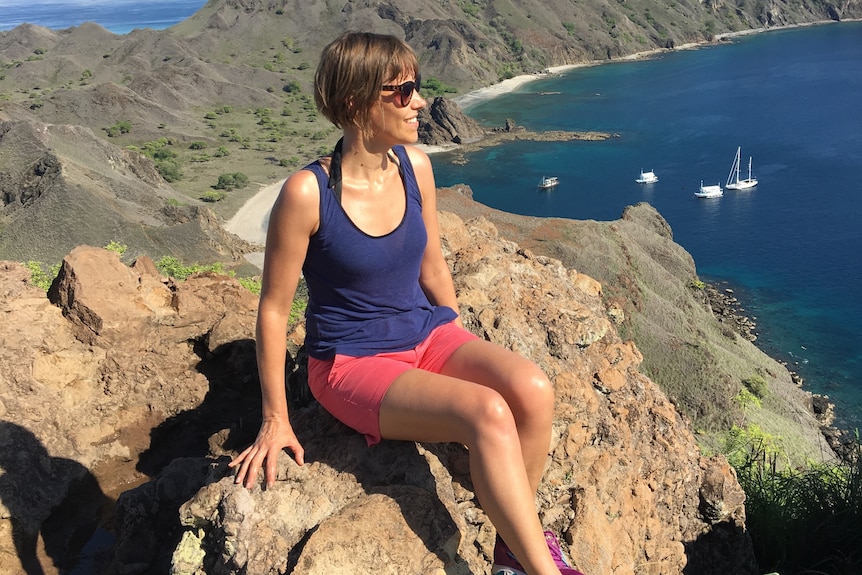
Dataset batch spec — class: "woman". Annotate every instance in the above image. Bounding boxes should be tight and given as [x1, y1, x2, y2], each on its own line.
[229, 31, 584, 575]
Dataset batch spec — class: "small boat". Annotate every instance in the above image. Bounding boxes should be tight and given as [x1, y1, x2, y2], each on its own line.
[538, 176, 559, 190]
[725, 146, 758, 190]
[636, 169, 658, 184]
[695, 180, 723, 198]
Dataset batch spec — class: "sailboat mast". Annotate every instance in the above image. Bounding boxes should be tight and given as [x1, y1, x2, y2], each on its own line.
[727, 146, 741, 186]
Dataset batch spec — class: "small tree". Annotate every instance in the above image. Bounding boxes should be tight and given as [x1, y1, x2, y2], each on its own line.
[214, 172, 249, 191]
[201, 190, 227, 202]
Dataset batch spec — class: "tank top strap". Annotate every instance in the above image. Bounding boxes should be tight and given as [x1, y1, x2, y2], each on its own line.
[390, 145, 421, 207]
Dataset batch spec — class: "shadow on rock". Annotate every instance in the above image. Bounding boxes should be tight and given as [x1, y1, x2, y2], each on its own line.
[105, 335, 469, 574]
[0, 421, 112, 574]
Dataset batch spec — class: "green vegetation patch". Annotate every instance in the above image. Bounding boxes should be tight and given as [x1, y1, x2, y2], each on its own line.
[725, 426, 862, 575]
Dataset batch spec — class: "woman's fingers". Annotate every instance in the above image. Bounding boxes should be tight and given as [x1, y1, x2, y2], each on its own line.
[228, 424, 305, 488]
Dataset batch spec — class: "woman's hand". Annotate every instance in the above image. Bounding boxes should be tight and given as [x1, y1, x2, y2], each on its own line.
[229, 417, 305, 489]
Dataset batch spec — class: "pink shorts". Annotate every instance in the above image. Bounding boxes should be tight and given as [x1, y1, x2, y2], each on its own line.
[307, 321, 478, 446]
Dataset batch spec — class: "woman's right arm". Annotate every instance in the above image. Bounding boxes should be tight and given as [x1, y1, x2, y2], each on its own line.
[229, 169, 320, 489]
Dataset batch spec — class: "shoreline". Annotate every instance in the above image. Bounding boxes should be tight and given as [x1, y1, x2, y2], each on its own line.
[224, 19, 854, 260]
[451, 19, 852, 113]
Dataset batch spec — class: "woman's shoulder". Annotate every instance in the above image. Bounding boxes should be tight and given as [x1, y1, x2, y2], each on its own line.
[280, 163, 324, 206]
[401, 144, 430, 163]
[400, 144, 432, 174]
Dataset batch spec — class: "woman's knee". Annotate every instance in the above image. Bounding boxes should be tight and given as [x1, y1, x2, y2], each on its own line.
[514, 362, 555, 413]
[469, 388, 519, 441]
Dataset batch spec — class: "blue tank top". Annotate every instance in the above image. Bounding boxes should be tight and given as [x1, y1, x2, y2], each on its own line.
[301, 145, 457, 360]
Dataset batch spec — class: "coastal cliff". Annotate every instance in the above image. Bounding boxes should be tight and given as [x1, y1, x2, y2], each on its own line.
[1, 2, 856, 572]
[1, 215, 754, 574]
[3, 0, 862, 249]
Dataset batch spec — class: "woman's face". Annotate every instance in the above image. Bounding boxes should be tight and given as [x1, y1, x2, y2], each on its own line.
[367, 72, 426, 145]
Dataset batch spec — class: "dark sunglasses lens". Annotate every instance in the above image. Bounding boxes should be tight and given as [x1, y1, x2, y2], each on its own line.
[401, 82, 416, 106]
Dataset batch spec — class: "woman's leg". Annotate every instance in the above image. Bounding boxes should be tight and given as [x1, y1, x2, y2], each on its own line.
[378, 367, 559, 575]
[440, 339, 555, 495]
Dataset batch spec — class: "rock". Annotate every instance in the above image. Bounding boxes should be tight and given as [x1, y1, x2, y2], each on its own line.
[418, 97, 486, 146]
[0, 214, 757, 574]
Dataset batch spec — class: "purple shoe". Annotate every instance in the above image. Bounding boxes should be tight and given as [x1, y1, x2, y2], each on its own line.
[492, 532, 586, 575]
[544, 530, 586, 575]
[492, 536, 527, 575]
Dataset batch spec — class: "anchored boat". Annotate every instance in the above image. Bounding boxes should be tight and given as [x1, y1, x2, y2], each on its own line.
[725, 146, 758, 190]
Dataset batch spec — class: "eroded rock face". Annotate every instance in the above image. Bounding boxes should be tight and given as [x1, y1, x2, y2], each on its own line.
[418, 97, 486, 146]
[0, 215, 754, 575]
[0, 247, 258, 575]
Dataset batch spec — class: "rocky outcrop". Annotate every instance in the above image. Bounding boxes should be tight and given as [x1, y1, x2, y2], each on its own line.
[0, 247, 259, 574]
[436, 192, 836, 464]
[1, 212, 754, 574]
[418, 97, 486, 146]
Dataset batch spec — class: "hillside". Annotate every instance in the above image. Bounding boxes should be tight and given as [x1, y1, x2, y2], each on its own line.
[2, 0, 860, 264]
[0, 228, 757, 575]
[0, 2, 857, 571]
[0, 0, 852, 450]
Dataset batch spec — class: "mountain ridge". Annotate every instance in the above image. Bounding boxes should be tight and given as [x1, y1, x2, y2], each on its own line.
[3, 1, 860, 245]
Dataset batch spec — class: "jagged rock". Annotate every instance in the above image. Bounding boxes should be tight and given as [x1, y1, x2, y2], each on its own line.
[0, 213, 757, 574]
[418, 96, 486, 146]
[0, 248, 258, 575]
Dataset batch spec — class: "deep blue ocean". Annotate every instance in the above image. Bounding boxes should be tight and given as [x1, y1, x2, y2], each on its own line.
[0, 0, 206, 34]
[1, 3, 859, 430]
[434, 23, 862, 430]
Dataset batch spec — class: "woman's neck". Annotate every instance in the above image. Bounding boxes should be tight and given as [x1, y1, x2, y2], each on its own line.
[339, 134, 395, 183]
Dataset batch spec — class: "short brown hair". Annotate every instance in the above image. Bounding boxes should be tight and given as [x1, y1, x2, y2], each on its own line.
[314, 31, 419, 131]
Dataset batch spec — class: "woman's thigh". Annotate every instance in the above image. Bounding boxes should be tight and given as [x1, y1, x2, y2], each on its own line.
[378, 367, 516, 446]
[439, 339, 552, 408]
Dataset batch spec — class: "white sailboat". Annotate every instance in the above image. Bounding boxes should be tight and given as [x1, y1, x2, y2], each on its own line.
[695, 180, 723, 198]
[725, 146, 758, 190]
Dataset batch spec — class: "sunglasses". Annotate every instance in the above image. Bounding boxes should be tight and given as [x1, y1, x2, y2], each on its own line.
[381, 75, 421, 106]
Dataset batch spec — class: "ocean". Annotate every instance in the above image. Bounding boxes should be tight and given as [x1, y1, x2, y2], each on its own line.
[2, 3, 860, 430]
[0, 0, 206, 34]
[434, 23, 862, 430]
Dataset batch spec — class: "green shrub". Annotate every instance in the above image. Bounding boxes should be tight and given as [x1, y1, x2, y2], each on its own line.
[201, 190, 227, 202]
[105, 120, 132, 137]
[290, 298, 306, 324]
[421, 77, 458, 96]
[104, 241, 127, 256]
[732, 436, 862, 574]
[238, 276, 261, 295]
[24, 261, 60, 291]
[214, 172, 249, 191]
[743, 375, 768, 399]
[156, 256, 226, 281]
[734, 387, 762, 411]
[156, 159, 182, 182]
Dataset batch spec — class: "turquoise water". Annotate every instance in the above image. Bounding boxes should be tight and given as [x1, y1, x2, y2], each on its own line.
[434, 23, 862, 430]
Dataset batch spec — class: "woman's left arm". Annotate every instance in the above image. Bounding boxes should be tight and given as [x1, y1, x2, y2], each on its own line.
[407, 146, 462, 323]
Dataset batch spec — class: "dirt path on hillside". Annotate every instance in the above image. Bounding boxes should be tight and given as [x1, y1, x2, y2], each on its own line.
[224, 179, 285, 269]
